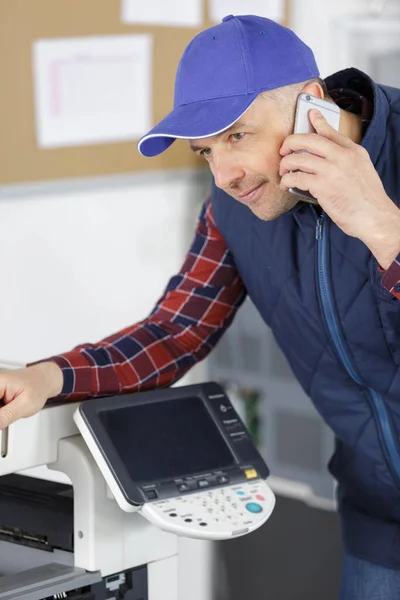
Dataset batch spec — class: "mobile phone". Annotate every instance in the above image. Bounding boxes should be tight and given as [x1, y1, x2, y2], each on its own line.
[288, 93, 341, 204]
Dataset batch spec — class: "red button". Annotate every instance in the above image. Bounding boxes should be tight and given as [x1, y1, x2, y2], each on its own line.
[256, 494, 265, 501]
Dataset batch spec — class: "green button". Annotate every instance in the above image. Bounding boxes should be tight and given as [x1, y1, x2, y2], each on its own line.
[245, 502, 263, 514]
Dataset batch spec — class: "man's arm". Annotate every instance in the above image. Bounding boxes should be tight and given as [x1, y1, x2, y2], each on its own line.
[0, 199, 246, 427]
[48, 199, 246, 399]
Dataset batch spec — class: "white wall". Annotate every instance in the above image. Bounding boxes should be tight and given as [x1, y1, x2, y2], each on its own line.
[0, 171, 209, 364]
[290, 0, 400, 77]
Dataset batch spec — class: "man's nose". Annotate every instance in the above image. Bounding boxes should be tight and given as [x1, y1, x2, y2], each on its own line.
[211, 152, 245, 190]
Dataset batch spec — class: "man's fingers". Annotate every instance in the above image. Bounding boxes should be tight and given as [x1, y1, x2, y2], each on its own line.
[280, 170, 315, 194]
[280, 109, 354, 158]
[279, 150, 327, 177]
[308, 109, 353, 148]
[280, 131, 338, 158]
[0, 364, 62, 428]
[0, 396, 25, 429]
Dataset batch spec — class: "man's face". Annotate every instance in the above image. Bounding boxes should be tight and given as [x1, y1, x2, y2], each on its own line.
[190, 93, 298, 221]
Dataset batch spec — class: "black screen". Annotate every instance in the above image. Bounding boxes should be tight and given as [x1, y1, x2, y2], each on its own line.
[98, 396, 235, 482]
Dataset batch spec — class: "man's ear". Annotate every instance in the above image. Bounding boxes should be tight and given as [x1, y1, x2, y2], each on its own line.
[299, 81, 325, 100]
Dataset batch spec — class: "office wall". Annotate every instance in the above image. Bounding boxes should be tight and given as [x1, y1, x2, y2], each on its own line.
[0, 171, 209, 364]
[291, 0, 400, 77]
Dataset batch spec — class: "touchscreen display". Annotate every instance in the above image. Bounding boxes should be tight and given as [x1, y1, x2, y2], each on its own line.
[98, 396, 235, 482]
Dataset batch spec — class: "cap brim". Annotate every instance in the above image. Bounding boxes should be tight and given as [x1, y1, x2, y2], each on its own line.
[138, 93, 259, 157]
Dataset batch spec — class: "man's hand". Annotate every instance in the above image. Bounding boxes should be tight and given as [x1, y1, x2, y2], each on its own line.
[279, 109, 400, 269]
[0, 362, 64, 429]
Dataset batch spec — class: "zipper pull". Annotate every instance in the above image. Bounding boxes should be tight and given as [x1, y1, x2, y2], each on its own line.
[315, 219, 322, 240]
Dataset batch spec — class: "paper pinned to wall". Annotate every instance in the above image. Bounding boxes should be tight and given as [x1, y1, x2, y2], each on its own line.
[32, 35, 153, 148]
[208, 0, 284, 24]
[121, 0, 203, 27]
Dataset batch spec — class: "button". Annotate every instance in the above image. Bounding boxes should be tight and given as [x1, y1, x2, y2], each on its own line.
[256, 494, 265, 502]
[223, 418, 237, 426]
[178, 483, 191, 493]
[217, 475, 229, 485]
[184, 518, 192, 523]
[197, 479, 210, 489]
[145, 490, 157, 500]
[169, 513, 178, 517]
[199, 522, 208, 527]
[245, 502, 263, 514]
[244, 469, 257, 479]
[222, 14, 235, 21]
[226, 422, 245, 434]
[236, 490, 246, 496]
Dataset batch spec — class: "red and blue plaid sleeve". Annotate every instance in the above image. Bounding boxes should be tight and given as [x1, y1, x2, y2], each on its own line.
[44, 199, 246, 400]
[378, 256, 400, 300]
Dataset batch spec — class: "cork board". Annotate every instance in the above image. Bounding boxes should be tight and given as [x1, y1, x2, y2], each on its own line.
[0, 0, 288, 185]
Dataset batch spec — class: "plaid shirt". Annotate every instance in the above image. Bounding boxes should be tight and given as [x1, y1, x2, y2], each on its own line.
[44, 88, 399, 399]
[48, 200, 246, 400]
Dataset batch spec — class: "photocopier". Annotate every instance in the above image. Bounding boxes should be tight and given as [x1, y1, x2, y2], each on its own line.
[0, 382, 276, 599]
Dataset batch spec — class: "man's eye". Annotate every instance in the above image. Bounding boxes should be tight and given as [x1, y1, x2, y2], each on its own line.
[231, 133, 245, 142]
[200, 148, 211, 157]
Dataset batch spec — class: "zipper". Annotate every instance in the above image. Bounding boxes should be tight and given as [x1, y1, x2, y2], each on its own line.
[313, 207, 400, 482]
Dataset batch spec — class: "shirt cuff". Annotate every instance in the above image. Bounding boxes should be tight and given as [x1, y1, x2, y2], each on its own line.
[378, 252, 400, 299]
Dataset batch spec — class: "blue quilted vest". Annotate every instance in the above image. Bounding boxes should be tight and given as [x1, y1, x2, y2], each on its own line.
[211, 68, 400, 569]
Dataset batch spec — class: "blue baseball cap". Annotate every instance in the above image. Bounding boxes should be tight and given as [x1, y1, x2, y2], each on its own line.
[138, 14, 319, 157]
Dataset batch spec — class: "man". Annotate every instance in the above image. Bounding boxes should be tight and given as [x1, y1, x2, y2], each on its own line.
[1, 14, 400, 599]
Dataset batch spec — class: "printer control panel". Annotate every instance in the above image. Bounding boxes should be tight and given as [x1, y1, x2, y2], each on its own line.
[75, 381, 275, 540]
[141, 479, 275, 540]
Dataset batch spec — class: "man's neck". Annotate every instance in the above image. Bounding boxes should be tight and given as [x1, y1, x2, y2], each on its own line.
[339, 108, 363, 144]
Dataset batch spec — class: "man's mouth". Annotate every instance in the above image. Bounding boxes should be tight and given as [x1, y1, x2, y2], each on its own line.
[237, 183, 265, 204]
